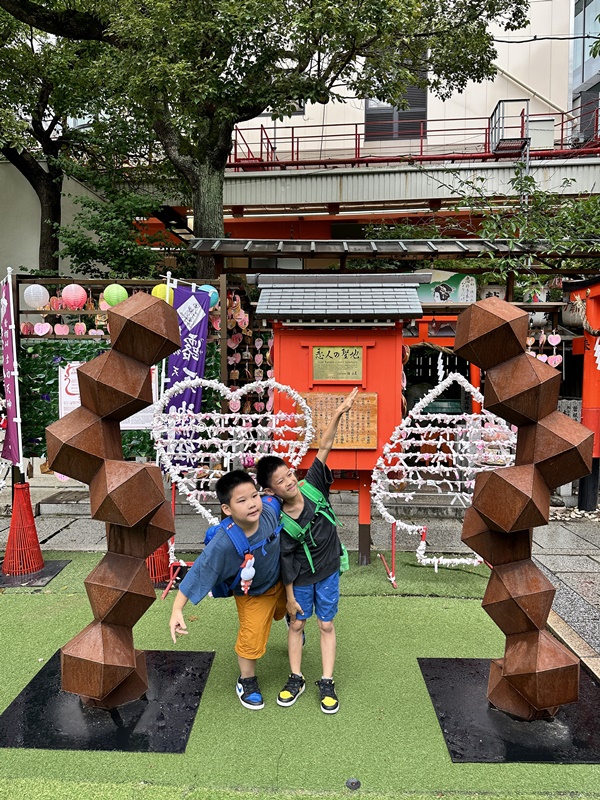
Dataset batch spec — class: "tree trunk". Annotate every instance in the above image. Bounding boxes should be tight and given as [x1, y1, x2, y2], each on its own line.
[192, 161, 225, 280]
[38, 169, 62, 274]
[152, 110, 232, 281]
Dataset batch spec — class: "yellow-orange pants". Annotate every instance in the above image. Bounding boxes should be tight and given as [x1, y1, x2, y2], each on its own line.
[234, 581, 287, 660]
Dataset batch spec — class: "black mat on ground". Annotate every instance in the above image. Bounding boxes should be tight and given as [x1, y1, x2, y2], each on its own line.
[0, 649, 214, 753]
[0, 559, 70, 588]
[419, 657, 600, 763]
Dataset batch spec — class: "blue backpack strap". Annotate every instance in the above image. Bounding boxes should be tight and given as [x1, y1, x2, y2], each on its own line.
[262, 494, 281, 520]
[221, 518, 251, 559]
[203, 519, 249, 594]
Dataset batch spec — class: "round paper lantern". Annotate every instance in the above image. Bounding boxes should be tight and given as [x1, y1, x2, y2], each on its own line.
[23, 284, 50, 309]
[199, 284, 219, 308]
[61, 283, 87, 310]
[104, 284, 129, 307]
[151, 283, 174, 305]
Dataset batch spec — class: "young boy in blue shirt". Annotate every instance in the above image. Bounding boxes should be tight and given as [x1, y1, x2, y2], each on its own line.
[169, 470, 286, 710]
[256, 387, 358, 714]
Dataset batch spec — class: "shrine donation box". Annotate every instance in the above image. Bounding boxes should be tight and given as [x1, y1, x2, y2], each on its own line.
[255, 273, 429, 564]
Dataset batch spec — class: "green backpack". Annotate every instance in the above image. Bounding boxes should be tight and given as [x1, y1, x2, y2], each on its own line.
[280, 480, 349, 574]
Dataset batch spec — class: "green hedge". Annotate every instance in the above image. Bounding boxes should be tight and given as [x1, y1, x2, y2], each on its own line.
[18, 339, 221, 460]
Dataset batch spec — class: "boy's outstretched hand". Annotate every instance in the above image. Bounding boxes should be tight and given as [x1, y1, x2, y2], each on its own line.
[286, 597, 304, 621]
[170, 609, 188, 644]
[317, 387, 360, 464]
[337, 386, 359, 414]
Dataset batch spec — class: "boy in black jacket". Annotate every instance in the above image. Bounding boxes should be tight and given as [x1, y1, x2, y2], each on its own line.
[256, 387, 357, 713]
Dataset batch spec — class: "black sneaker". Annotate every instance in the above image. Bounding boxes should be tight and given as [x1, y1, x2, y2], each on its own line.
[277, 673, 305, 707]
[235, 676, 264, 710]
[315, 678, 339, 714]
[284, 613, 306, 647]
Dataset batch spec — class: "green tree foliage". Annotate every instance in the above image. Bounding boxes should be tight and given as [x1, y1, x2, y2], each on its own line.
[439, 164, 600, 283]
[0, 0, 529, 278]
[352, 164, 600, 283]
[0, 13, 107, 272]
[57, 191, 172, 278]
[19, 338, 170, 460]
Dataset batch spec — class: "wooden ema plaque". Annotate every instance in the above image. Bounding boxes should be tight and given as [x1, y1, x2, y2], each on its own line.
[301, 392, 378, 449]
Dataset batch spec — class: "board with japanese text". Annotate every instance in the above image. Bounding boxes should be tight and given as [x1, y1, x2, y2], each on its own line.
[301, 392, 378, 449]
[312, 345, 363, 381]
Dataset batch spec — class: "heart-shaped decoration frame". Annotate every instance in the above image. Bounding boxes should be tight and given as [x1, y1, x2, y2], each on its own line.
[153, 377, 314, 523]
[34, 322, 52, 336]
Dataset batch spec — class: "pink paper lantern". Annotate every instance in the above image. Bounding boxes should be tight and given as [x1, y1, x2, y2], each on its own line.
[61, 283, 87, 310]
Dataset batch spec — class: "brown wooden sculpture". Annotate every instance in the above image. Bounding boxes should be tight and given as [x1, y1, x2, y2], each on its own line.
[45, 293, 181, 708]
[455, 297, 594, 720]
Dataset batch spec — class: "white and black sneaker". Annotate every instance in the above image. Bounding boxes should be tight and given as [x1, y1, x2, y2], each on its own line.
[235, 676, 264, 710]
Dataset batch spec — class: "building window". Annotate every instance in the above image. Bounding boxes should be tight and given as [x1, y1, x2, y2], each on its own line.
[573, 0, 600, 91]
[364, 88, 427, 140]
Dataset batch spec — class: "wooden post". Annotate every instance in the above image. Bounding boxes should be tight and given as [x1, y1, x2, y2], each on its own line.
[219, 273, 228, 391]
[578, 457, 599, 511]
[358, 471, 371, 565]
[469, 364, 482, 414]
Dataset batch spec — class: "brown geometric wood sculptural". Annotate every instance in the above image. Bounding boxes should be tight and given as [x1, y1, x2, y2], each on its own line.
[45, 294, 180, 707]
[455, 297, 593, 720]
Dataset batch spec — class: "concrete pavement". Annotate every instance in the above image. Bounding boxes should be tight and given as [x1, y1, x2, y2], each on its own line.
[2, 465, 600, 679]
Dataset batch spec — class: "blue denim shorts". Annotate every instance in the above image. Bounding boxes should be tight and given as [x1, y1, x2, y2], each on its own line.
[294, 570, 340, 622]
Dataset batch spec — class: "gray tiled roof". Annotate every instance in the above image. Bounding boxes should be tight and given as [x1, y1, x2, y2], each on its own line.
[255, 274, 426, 321]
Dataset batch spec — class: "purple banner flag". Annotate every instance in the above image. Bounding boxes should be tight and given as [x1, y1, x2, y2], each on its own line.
[165, 285, 211, 414]
[1, 280, 21, 466]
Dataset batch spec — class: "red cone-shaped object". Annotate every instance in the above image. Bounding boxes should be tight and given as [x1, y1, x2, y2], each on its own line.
[2, 483, 44, 575]
[145, 540, 170, 584]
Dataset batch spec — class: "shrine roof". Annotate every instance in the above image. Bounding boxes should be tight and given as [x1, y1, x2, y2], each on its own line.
[190, 237, 600, 261]
[255, 273, 428, 322]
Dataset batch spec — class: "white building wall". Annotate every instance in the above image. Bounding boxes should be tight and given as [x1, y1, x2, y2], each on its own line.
[0, 163, 101, 280]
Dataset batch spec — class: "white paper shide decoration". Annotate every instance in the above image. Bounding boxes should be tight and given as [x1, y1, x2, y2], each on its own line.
[152, 378, 313, 523]
[371, 373, 517, 570]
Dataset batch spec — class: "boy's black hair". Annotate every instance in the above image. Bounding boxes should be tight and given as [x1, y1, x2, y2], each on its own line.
[256, 455, 287, 489]
[216, 470, 256, 505]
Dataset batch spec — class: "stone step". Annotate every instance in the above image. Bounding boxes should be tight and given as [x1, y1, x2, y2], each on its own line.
[35, 488, 466, 520]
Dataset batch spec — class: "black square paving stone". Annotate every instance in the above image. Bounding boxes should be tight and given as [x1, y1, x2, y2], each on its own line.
[0, 559, 70, 588]
[419, 657, 600, 763]
[0, 649, 214, 753]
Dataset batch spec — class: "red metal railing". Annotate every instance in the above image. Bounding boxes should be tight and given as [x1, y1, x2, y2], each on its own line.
[228, 99, 600, 171]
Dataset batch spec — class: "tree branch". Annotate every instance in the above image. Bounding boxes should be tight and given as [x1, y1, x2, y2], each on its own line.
[152, 104, 199, 188]
[0, 0, 116, 44]
[1, 145, 48, 193]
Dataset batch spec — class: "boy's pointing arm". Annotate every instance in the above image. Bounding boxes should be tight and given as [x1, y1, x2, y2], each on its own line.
[316, 387, 359, 465]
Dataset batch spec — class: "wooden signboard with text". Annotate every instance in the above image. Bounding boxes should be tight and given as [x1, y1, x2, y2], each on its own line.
[301, 392, 378, 449]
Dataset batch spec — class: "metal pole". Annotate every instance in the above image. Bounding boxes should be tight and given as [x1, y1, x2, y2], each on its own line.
[219, 273, 228, 390]
[7, 269, 24, 483]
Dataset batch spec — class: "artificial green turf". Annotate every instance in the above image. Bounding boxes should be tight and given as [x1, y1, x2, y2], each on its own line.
[0, 552, 598, 800]
[1, 783, 598, 800]
[0, 550, 490, 600]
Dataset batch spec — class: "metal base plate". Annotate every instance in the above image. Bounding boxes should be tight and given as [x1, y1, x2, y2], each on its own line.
[419, 657, 600, 763]
[0, 649, 214, 753]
